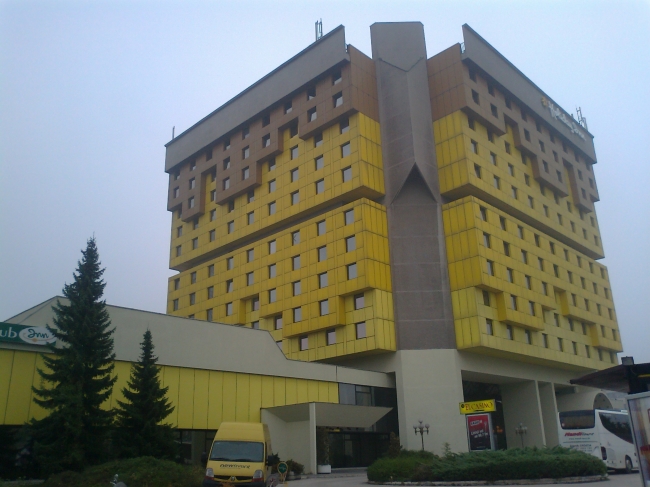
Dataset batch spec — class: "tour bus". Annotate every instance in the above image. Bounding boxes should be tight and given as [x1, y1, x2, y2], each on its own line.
[558, 409, 638, 472]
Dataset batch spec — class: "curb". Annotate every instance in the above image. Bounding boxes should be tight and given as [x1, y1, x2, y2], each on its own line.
[368, 475, 609, 485]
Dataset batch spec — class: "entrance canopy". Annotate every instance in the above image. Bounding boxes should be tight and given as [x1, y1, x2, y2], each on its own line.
[263, 402, 392, 428]
[570, 362, 650, 394]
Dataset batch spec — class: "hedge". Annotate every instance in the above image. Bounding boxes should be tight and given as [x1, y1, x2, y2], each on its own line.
[42, 457, 203, 487]
[367, 447, 606, 483]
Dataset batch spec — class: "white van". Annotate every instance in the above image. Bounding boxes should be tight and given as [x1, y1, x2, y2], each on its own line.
[558, 409, 638, 472]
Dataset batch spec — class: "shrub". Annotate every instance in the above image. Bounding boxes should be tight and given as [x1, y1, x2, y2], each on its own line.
[367, 447, 606, 483]
[42, 456, 203, 487]
[286, 459, 304, 475]
[387, 432, 401, 459]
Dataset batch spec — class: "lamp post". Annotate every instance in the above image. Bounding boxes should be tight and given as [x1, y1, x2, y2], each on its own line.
[413, 419, 430, 451]
[514, 422, 528, 448]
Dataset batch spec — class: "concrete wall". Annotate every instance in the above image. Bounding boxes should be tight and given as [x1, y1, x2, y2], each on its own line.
[262, 408, 314, 474]
[501, 380, 545, 448]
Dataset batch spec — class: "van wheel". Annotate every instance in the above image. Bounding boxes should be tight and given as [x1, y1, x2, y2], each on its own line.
[625, 456, 633, 474]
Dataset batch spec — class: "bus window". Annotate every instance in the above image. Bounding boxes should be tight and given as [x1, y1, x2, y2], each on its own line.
[598, 412, 633, 444]
[559, 410, 595, 429]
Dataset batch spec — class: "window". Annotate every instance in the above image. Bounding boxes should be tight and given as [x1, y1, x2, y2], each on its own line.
[292, 281, 301, 296]
[227, 221, 234, 234]
[252, 321, 260, 330]
[341, 140, 352, 157]
[174, 278, 180, 290]
[340, 118, 350, 133]
[471, 90, 479, 104]
[488, 83, 495, 96]
[189, 178, 196, 189]
[174, 171, 180, 181]
[247, 212, 254, 225]
[345, 235, 356, 252]
[292, 255, 300, 270]
[268, 201, 276, 215]
[557, 213, 563, 225]
[354, 293, 365, 309]
[505, 141, 511, 154]
[585, 345, 591, 358]
[508, 163, 514, 176]
[314, 133, 323, 147]
[319, 299, 329, 316]
[525, 275, 532, 289]
[190, 271, 197, 284]
[347, 263, 358, 279]
[524, 129, 531, 142]
[474, 164, 482, 178]
[290, 146, 299, 159]
[471, 140, 478, 154]
[192, 237, 198, 249]
[226, 257, 234, 270]
[486, 260, 495, 276]
[542, 333, 549, 348]
[344, 209, 354, 225]
[291, 231, 300, 245]
[511, 186, 518, 199]
[269, 289, 277, 303]
[228, 200, 235, 213]
[568, 271, 573, 283]
[356, 322, 366, 339]
[262, 113, 270, 127]
[173, 299, 179, 311]
[315, 155, 324, 170]
[242, 166, 250, 179]
[190, 161, 196, 171]
[307, 107, 317, 122]
[528, 196, 534, 208]
[269, 158, 276, 170]
[483, 232, 491, 248]
[315, 179, 325, 194]
[517, 226, 524, 239]
[176, 245, 182, 257]
[268, 264, 276, 278]
[539, 140, 545, 153]
[173, 187, 180, 198]
[525, 174, 530, 186]
[480, 206, 487, 221]
[327, 329, 336, 345]
[558, 337, 564, 352]
[189, 197, 195, 209]
[271, 315, 282, 330]
[507, 268, 514, 283]
[490, 104, 498, 118]
[483, 290, 490, 306]
[246, 272, 254, 286]
[176, 226, 183, 238]
[506, 325, 513, 340]
[318, 272, 328, 288]
[299, 336, 308, 351]
[553, 264, 559, 278]
[500, 216, 507, 230]
[223, 157, 231, 171]
[317, 220, 326, 235]
[529, 301, 536, 316]
[268, 239, 276, 254]
[493, 176, 500, 189]
[206, 308, 213, 321]
[525, 330, 532, 344]
[293, 307, 302, 322]
[505, 97, 511, 109]
[469, 69, 477, 81]
[486, 319, 493, 335]
[342, 166, 352, 182]
[332, 70, 342, 85]
[251, 296, 260, 311]
[210, 209, 216, 221]
[490, 152, 497, 165]
[223, 178, 230, 190]
[210, 189, 216, 202]
[487, 130, 494, 142]
[242, 126, 249, 139]
[209, 229, 216, 241]
[568, 318, 574, 331]
[317, 246, 327, 261]
[242, 146, 250, 159]
[543, 205, 549, 217]
[468, 117, 475, 130]
[226, 302, 233, 315]
[291, 191, 299, 205]
[333, 92, 343, 108]
[510, 295, 517, 310]
[289, 123, 298, 138]
[284, 101, 292, 114]
[307, 86, 316, 100]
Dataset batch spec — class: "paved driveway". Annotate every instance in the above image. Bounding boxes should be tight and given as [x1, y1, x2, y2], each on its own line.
[288, 471, 642, 487]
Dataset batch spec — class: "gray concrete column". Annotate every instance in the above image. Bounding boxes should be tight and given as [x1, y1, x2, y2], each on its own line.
[501, 380, 545, 448]
[309, 403, 317, 475]
[538, 382, 559, 447]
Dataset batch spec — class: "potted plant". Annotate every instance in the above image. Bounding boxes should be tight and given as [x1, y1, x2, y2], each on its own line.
[286, 459, 304, 480]
[316, 427, 331, 474]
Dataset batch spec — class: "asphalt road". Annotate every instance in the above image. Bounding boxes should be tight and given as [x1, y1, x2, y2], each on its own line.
[287, 470, 643, 487]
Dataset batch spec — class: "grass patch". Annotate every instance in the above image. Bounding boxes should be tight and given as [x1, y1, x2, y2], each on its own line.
[41, 457, 203, 487]
[367, 446, 606, 483]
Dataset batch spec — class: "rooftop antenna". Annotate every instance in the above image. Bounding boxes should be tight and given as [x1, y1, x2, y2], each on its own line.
[576, 107, 588, 131]
[315, 19, 323, 41]
[172, 126, 175, 139]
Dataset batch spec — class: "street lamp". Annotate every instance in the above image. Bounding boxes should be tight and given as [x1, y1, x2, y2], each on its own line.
[413, 419, 430, 451]
[514, 422, 528, 448]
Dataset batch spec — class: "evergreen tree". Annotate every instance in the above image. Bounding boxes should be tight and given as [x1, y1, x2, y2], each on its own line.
[29, 237, 116, 473]
[114, 330, 176, 459]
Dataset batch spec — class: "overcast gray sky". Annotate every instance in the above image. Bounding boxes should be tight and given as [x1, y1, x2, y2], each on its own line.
[1, 0, 648, 362]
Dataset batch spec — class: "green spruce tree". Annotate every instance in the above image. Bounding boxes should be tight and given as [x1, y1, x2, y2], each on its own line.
[115, 330, 176, 459]
[29, 237, 116, 473]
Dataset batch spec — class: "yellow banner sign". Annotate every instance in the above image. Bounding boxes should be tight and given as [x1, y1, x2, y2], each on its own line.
[459, 399, 496, 414]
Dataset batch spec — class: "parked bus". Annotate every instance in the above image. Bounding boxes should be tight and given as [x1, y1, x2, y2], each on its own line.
[558, 409, 638, 472]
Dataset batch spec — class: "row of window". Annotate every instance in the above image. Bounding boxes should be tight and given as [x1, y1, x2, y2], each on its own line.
[484, 318, 616, 362]
[477, 205, 606, 280]
[298, 321, 366, 352]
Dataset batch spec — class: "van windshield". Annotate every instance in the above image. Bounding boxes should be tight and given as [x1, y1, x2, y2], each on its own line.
[209, 441, 264, 462]
[559, 410, 595, 430]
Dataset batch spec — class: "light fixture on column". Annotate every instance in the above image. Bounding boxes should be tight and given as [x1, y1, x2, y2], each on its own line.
[514, 422, 528, 448]
[413, 419, 430, 451]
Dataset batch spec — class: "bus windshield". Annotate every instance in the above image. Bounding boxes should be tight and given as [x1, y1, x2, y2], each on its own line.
[209, 441, 264, 462]
[559, 410, 595, 430]
[599, 412, 633, 444]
